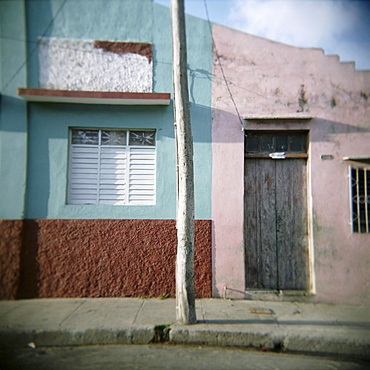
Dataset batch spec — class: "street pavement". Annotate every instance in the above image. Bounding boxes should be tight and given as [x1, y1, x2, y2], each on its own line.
[0, 298, 369, 360]
[1, 344, 368, 369]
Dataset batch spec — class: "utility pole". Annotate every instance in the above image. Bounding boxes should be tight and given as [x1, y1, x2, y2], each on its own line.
[171, 0, 196, 324]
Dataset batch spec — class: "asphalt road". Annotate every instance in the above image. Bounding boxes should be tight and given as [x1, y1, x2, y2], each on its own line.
[0, 344, 367, 370]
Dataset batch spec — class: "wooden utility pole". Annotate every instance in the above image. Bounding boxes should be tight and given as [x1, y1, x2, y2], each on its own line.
[171, 0, 196, 324]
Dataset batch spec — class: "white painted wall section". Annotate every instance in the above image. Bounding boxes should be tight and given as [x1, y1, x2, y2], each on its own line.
[38, 38, 153, 92]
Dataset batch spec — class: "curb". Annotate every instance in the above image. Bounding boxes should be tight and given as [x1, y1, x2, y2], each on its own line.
[169, 325, 370, 360]
[1, 325, 369, 360]
[0, 326, 154, 349]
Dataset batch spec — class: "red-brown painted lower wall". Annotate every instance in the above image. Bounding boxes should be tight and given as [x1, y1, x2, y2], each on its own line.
[0, 219, 212, 300]
[0, 220, 23, 300]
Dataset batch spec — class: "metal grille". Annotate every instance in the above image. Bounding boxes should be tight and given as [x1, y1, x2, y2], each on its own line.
[351, 166, 370, 233]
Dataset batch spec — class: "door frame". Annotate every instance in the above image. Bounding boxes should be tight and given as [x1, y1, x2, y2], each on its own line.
[243, 129, 315, 296]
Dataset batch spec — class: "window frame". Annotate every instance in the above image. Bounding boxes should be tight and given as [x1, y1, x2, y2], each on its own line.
[244, 130, 308, 159]
[67, 128, 156, 206]
[350, 165, 370, 233]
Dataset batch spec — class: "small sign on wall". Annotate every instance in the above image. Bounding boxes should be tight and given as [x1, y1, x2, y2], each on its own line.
[269, 152, 286, 159]
[321, 155, 334, 160]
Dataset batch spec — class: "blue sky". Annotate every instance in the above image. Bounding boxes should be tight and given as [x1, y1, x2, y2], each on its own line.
[155, 0, 370, 70]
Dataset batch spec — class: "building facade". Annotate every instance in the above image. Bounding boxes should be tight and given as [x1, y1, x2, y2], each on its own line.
[1, 0, 369, 305]
[212, 24, 370, 305]
[0, 0, 213, 299]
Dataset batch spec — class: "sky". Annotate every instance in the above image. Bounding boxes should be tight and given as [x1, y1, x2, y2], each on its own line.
[154, 0, 370, 70]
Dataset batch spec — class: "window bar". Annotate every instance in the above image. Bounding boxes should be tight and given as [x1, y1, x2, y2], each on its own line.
[125, 131, 130, 205]
[356, 168, 361, 232]
[365, 168, 369, 233]
[97, 130, 102, 205]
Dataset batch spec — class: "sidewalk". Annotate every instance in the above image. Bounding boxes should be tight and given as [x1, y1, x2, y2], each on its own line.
[0, 298, 369, 359]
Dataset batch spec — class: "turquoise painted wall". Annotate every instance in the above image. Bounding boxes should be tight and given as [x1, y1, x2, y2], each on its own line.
[25, 103, 176, 219]
[0, 0, 28, 219]
[185, 13, 213, 220]
[17, 0, 212, 220]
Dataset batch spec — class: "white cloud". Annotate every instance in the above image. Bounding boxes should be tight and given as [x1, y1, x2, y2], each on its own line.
[228, 0, 359, 50]
[155, 0, 370, 69]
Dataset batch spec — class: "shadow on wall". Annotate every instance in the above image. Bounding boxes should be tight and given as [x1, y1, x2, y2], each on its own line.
[243, 117, 370, 143]
[211, 109, 245, 144]
[309, 118, 370, 142]
[0, 220, 23, 300]
[25, 0, 56, 88]
[17, 221, 40, 298]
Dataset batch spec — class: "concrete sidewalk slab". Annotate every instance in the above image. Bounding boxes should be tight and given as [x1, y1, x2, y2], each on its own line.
[134, 298, 176, 326]
[199, 299, 370, 325]
[0, 298, 369, 360]
[61, 298, 143, 328]
[0, 299, 85, 331]
[0, 299, 153, 348]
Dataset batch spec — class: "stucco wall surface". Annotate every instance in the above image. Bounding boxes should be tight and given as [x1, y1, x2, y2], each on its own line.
[212, 24, 370, 305]
[0, 0, 28, 219]
[0, 0, 213, 303]
[38, 38, 153, 92]
[0, 221, 23, 299]
[24, 102, 177, 220]
[0, 219, 212, 300]
[12, 0, 213, 221]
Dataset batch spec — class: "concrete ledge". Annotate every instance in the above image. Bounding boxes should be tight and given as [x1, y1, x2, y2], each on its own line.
[18, 88, 171, 105]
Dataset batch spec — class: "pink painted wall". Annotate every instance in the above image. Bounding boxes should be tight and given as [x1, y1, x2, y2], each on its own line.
[212, 109, 245, 297]
[212, 24, 370, 305]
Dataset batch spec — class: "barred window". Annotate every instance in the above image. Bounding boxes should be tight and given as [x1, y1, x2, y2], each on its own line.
[351, 166, 370, 233]
[68, 129, 155, 205]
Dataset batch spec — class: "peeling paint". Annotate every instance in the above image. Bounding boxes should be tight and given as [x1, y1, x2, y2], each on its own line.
[331, 97, 337, 108]
[94, 41, 152, 63]
[38, 38, 153, 92]
[297, 84, 309, 112]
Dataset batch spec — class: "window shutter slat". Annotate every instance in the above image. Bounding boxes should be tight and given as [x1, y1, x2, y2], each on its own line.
[128, 147, 155, 204]
[69, 145, 99, 204]
[98, 147, 126, 205]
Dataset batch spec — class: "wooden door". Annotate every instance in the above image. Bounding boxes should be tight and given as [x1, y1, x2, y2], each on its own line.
[244, 132, 309, 290]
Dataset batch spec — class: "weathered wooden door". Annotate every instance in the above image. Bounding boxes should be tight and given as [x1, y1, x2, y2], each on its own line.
[244, 132, 309, 290]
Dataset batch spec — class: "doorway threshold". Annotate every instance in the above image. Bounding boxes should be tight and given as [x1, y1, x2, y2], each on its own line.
[243, 289, 313, 302]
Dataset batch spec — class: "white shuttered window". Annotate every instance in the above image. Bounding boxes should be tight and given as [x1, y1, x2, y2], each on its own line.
[68, 129, 156, 205]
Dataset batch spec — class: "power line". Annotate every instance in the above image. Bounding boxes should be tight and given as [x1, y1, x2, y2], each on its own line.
[202, 0, 245, 130]
[1, 0, 67, 94]
[1, 0, 293, 110]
